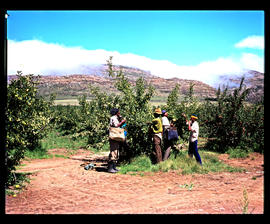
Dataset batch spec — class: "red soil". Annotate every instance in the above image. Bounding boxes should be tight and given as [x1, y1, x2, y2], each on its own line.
[5, 149, 264, 214]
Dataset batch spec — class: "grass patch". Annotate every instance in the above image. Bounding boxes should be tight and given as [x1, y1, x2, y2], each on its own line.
[41, 130, 88, 151]
[119, 150, 245, 176]
[24, 129, 89, 160]
[119, 155, 153, 175]
[201, 151, 244, 173]
[24, 147, 53, 160]
[226, 146, 251, 159]
[86, 142, 110, 153]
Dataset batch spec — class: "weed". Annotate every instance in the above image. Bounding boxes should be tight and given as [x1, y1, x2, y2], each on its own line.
[5, 172, 31, 196]
[179, 182, 194, 191]
[241, 188, 250, 214]
[232, 188, 255, 214]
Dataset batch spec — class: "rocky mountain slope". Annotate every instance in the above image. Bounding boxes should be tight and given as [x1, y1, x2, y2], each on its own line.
[217, 70, 264, 103]
[35, 65, 217, 101]
[8, 65, 263, 103]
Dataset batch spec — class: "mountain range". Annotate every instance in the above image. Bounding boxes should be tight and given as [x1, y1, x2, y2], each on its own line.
[8, 65, 264, 103]
[216, 69, 264, 102]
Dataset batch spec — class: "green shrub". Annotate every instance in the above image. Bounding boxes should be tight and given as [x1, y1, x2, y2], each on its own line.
[6, 72, 54, 185]
[226, 146, 251, 158]
[60, 57, 156, 158]
[46, 58, 264, 168]
[200, 77, 264, 153]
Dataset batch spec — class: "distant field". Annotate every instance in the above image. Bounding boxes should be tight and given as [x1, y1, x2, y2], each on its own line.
[53, 99, 80, 105]
[53, 98, 168, 106]
[53, 99, 79, 105]
[52, 95, 207, 106]
[53, 99, 167, 106]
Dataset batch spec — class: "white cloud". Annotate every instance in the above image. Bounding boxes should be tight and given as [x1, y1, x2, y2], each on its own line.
[240, 53, 264, 73]
[8, 39, 111, 75]
[235, 35, 264, 50]
[8, 39, 264, 87]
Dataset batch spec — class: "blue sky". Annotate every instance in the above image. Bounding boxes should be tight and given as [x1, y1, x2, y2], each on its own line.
[7, 10, 264, 86]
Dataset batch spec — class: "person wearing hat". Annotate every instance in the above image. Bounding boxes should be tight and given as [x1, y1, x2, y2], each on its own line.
[108, 108, 126, 173]
[162, 110, 171, 160]
[163, 117, 179, 161]
[161, 110, 170, 132]
[183, 113, 202, 165]
[151, 108, 163, 163]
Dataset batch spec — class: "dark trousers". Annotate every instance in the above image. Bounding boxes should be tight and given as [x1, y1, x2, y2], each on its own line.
[109, 139, 119, 162]
[188, 140, 202, 165]
[163, 139, 173, 161]
[153, 135, 162, 163]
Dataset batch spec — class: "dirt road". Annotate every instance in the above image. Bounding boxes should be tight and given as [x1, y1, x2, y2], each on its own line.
[5, 149, 264, 214]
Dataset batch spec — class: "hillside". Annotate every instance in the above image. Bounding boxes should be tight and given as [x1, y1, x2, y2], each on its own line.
[217, 70, 264, 103]
[34, 65, 217, 101]
[8, 66, 263, 103]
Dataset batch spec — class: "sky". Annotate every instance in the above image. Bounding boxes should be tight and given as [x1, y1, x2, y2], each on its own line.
[7, 10, 265, 86]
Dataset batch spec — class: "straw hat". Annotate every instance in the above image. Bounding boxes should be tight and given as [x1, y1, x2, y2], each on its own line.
[154, 108, 162, 115]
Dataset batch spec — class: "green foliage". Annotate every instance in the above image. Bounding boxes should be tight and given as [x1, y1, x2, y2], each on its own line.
[6, 59, 263, 187]
[77, 88, 120, 149]
[226, 146, 251, 158]
[6, 72, 54, 185]
[104, 56, 155, 159]
[163, 82, 201, 140]
[51, 105, 81, 135]
[51, 58, 263, 161]
[158, 76, 263, 155]
[51, 56, 155, 158]
[166, 83, 180, 111]
[201, 77, 264, 153]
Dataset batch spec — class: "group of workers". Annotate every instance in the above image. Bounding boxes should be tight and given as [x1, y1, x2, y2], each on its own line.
[107, 108, 202, 173]
[151, 108, 202, 165]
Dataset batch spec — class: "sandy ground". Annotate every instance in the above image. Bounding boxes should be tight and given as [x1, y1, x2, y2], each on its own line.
[5, 149, 264, 214]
